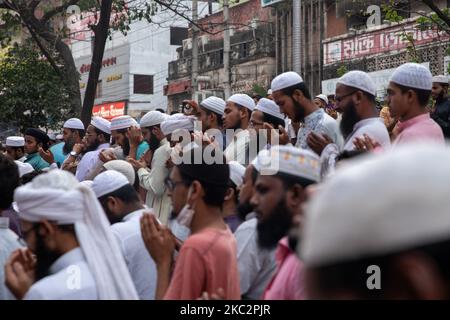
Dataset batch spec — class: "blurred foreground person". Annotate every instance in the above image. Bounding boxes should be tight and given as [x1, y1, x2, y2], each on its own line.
[302, 144, 450, 299]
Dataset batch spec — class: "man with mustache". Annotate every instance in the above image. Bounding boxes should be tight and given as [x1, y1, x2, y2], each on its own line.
[250, 145, 320, 299]
[127, 111, 172, 225]
[75, 117, 111, 181]
[5, 170, 138, 300]
[271, 71, 342, 153]
[306, 71, 391, 178]
[233, 161, 277, 300]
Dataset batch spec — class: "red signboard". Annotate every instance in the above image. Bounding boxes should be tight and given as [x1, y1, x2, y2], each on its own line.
[323, 21, 450, 65]
[92, 101, 126, 121]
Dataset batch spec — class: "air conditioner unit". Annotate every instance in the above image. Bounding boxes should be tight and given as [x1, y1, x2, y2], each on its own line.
[229, 26, 235, 37]
[182, 38, 192, 51]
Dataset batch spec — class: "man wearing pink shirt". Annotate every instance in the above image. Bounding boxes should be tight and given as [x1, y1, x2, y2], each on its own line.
[250, 146, 320, 300]
[387, 63, 445, 146]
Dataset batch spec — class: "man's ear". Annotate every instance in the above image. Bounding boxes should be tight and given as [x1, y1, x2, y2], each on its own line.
[292, 89, 305, 103]
[224, 187, 235, 201]
[190, 180, 204, 201]
[39, 220, 56, 237]
[286, 184, 306, 209]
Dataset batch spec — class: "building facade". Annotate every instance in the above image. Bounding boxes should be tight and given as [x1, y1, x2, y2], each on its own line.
[69, 1, 213, 118]
[165, 0, 277, 112]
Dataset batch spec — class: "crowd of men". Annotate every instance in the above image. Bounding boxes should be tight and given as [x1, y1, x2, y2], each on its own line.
[1, 62, 450, 300]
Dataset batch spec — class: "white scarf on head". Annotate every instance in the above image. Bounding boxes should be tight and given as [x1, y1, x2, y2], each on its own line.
[15, 182, 139, 300]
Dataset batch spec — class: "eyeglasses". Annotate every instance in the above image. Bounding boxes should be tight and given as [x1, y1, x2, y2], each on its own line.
[164, 177, 187, 191]
[335, 91, 357, 103]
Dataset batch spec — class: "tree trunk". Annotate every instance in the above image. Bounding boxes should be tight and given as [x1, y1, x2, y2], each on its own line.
[81, 0, 113, 127]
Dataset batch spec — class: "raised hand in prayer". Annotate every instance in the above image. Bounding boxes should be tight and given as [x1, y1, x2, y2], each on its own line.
[99, 149, 117, 163]
[263, 123, 290, 146]
[141, 149, 154, 166]
[5, 248, 36, 299]
[307, 132, 333, 156]
[127, 156, 147, 170]
[38, 147, 55, 164]
[353, 134, 381, 152]
[126, 126, 143, 147]
[140, 212, 175, 266]
[73, 143, 85, 155]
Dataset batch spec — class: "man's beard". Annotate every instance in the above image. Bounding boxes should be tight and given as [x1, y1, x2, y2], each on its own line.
[236, 200, 254, 221]
[63, 139, 75, 154]
[85, 138, 100, 153]
[103, 205, 126, 225]
[147, 134, 160, 152]
[122, 138, 131, 157]
[292, 99, 306, 123]
[340, 101, 360, 140]
[34, 232, 61, 281]
[256, 197, 292, 250]
[230, 118, 242, 130]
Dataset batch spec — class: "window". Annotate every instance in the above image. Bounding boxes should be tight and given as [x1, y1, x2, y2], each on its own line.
[95, 79, 102, 98]
[134, 74, 154, 94]
[239, 43, 249, 59]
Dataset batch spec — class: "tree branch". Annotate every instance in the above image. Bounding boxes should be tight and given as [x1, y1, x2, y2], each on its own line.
[41, 0, 82, 23]
[421, 0, 450, 30]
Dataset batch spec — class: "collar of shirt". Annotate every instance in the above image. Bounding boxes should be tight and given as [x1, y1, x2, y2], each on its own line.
[345, 117, 382, 142]
[122, 208, 147, 222]
[275, 236, 293, 266]
[26, 152, 39, 161]
[233, 129, 250, 140]
[397, 113, 430, 132]
[160, 138, 168, 146]
[304, 108, 325, 127]
[96, 143, 110, 151]
[49, 247, 85, 275]
[18, 156, 27, 162]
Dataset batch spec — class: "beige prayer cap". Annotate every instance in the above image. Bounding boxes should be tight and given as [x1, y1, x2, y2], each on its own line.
[301, 144, 450, 267]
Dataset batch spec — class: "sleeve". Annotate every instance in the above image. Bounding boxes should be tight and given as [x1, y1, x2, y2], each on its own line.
[138, 148, 169, 196]
[163, 246, 206, 300]
[23, 286, 47, 300]
[136, 142, 150, 160]
[234, 225, 260, 296]
[320, 143, 340, 180]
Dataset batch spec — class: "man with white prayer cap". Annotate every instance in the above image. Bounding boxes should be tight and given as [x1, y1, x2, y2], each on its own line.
[430, 75, 450, 139]
[103, 160, 136, 186]
[314, 94, 337, 120]
[126, 111, 172, 225]
[197, 96, 226, 150]
[271, 72, 342, 153]
[5, 170, 138, 300]
[222, 161, 245, 233]
[92, 170, 157, 300]
[233, 160, 277, 300]
[5, 136, 26, 162]
[75, 116, 111, 181]
[308, 70, 390, 177]
[61, 118, 85, 157]
[198, 96, 226, 132]
[250, 145, 320, 300]
[15, 161, 34, 178]
[387, 63, 444, 145]
[301, 144, 450, 299]
[223, 93, 255, 165]
[110, 115, 149, 160]
[160, 113, 196, 148]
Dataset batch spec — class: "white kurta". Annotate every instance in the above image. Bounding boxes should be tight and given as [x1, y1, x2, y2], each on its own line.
[138, 138, 172, 225]
[24, 248, 98, 300]
[320, 117, 391, 179]
[224, 129, 251, 166]
[296, 108, 343, 152]
[234, 218, 277, 300]
[75, 143, 110, 181]
[111, 209, 157, 300]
